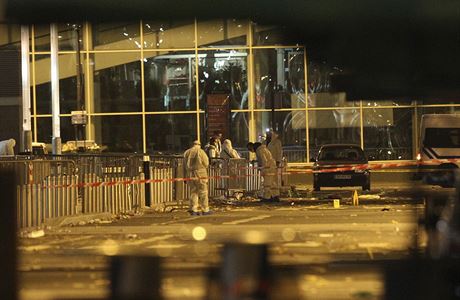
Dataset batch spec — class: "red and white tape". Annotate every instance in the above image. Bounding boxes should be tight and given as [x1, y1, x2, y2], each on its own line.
[38, 158, 459, 189]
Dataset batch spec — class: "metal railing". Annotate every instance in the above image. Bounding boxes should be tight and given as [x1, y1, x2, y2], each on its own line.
[1, 152, 271, 228]
[38, 153, 144, 178]
[0, 157, 76, 185]
[17, 175, 79, 228]
[1, 155, 146, 229]
[148, 155, 183, 205]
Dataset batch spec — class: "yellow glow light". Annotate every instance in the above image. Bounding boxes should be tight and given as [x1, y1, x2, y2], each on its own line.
[242, 230, 267, 244]
[281, 228, 296, 242]
[100, 239, 119, 256]
[192, 226, 207, 241]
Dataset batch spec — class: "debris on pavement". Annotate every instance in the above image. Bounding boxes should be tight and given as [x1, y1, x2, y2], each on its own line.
[164, 207, 177, 213]
[358, 194, 381, 200]
[351, 291, 375, 299]
[288, 186, 301, 198]
[25, 229, 45, 238]
[319, 233, 334, 238]
[125, 233, 138, 239]
[381, 207, 390, 211]
[98, 220, 112, 224]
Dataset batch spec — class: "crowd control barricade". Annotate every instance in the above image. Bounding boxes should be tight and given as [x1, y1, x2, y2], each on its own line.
[81, 173, 144, 215]
[40, 153, 144, 179]
[1, 154, 148, 228]
[209, 158, 262, 198]
[17, 175, 79, 228]
[246, 160, 262, 194]
[0, 157, 76, 185]
[0, 159, 79, 228]
[148, 156, 181, 206]
[39, 154, 145, 215]
[208, 158, 227, 198]
[226, 158, 253, 195]
[278, 157, 289, 190]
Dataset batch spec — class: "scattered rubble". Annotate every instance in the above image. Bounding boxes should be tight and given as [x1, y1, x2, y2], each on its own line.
[358, 194, 381, 200]
[319, 233, 334, 238]
[25, 229, 45, 238]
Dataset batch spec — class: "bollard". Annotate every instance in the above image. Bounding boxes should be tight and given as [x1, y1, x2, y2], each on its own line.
[175, 159, 184, 202]
[110, 255, 162, 300]
[333, 199, 340, 208]
[219, 243, 271, 300]
[143, 157, 151, 207]
[0, 169, 17, 300]
[352, 190, 359, 206]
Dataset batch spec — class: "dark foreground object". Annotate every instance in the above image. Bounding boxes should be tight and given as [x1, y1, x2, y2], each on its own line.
[110, 255, 162, 300]
[385, 258, 460, 300]
[0, 169, 17, 300]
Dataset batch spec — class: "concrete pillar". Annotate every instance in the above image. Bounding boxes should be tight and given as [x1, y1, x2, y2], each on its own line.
[276, 48, 285, 88]
[21, 25, 32, 153]
[50, 23, 61, 154]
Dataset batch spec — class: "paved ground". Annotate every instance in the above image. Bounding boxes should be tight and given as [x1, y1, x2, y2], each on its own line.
[18, 187, 451, 300]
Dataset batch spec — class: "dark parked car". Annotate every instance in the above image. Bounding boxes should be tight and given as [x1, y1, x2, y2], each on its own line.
[313, 144, 370, 191]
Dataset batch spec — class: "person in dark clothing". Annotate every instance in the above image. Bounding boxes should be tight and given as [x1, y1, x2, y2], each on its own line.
[204, 137, 219, 159]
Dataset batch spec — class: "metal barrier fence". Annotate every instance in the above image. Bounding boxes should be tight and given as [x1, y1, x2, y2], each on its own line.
[0, 158, 75, 185]
[148, 156, 181, 205]
[39, 154, 146, 215]
[17, 175, 78, 228]
[1, 153, 270, 228]
[1, 155, 146, 229]
[208, 159, 227, 198]
[208, 158, 262, 198]
[39, 154, 144, 178]
[0, 160, 78, 228]
[82, 173, 145, 215]
[146, 156, 263, 202]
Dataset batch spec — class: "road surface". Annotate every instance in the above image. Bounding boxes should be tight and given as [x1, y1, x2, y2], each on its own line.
[19, 187, 446, 300]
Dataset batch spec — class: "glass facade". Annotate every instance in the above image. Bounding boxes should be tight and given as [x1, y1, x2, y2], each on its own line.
[1, 20, 457, 163]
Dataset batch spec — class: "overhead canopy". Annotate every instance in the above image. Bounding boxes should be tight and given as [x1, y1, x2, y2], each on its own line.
[4, 0, 460, 101]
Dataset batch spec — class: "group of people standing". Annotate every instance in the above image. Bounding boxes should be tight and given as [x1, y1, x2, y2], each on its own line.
[203, 131, 241, 160]
[183, 130, 283, 216]
[247, 130, 283, 203]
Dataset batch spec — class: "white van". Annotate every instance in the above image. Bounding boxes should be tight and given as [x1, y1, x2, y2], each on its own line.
[417, 114, 460, 187]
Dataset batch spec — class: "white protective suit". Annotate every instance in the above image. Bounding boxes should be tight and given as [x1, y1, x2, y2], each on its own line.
[215, 138, 222, 154]
[220, 139, 240, 159]
[255, 144, 280, 199]
[184, 143, 210, 213]
[266, 132, 283, 166]
[0, 139, 16, 155]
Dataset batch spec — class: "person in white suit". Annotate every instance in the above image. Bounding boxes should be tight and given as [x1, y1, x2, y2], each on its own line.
[247, 142, 280, 202]
[0, 139, 16, 155]
[266, 130, 283, 167]
[184, 140, 211, 215]
[220, 139, 240, 159]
